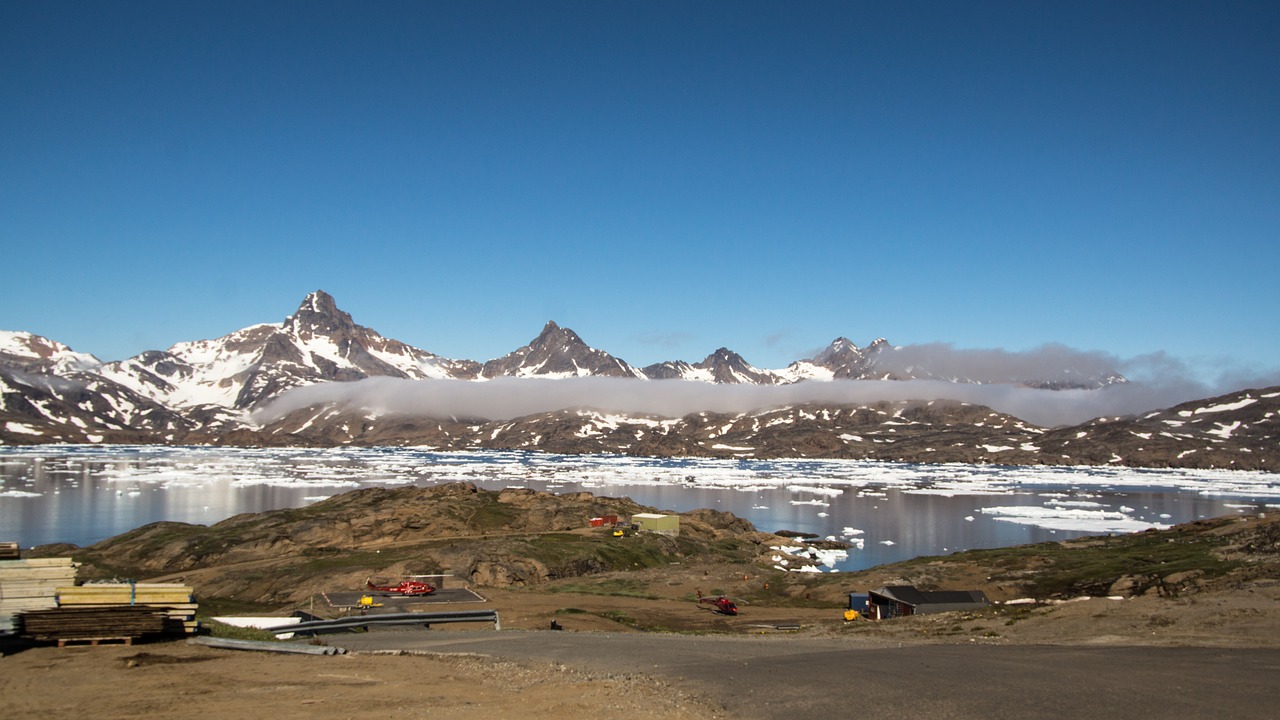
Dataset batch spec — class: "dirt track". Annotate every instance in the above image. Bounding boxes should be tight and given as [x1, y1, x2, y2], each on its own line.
[334, 628, 1280, 720]
[5, 626, 1279, 720]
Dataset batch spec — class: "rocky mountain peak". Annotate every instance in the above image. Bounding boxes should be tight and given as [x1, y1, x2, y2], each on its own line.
[304, 290, 341, 317]
[284, 290, 356, 340]
[532, 321, 578, 348]
[706, 347, 737, 361]
[482, 322, 641, 379]
[695, 347, 776, 385]
[812, 337, 862, 366]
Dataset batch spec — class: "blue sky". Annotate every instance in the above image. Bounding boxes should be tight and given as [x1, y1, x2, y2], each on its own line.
[3, 1, 1277, 387]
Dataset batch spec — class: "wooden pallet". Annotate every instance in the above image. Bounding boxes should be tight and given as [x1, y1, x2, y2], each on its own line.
[55, 636, 135, 647]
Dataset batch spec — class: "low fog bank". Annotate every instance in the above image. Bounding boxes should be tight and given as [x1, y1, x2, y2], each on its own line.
[0, 367, 87, 394]
[254, 371, 1280, 429]
[865, 342, 1124, 384]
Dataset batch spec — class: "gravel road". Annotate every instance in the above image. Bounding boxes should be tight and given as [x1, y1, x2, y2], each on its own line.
[333, 628, 1280, 719]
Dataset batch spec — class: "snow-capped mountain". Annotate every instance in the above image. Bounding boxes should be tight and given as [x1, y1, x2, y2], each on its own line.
[776, 337, 893, 382]
[0, 364, 198, 442]
[2, 290, 1125, 423]
[0, 331, 101, 375]
[2, 329, 195, 439]
[1, 291, 485, 443]
[96, 290, 482, 414]
[3, 290, 1274, 472]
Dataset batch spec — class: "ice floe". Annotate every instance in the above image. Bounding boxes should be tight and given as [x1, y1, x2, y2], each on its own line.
[979, 505, 1169, 533]
[771, 544, 848, 572]
[0, 490, 41, 498]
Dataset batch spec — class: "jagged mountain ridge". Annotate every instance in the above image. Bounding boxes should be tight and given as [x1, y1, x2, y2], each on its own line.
[4, 291, 1275, 472]
[4, 290, 1125, 419]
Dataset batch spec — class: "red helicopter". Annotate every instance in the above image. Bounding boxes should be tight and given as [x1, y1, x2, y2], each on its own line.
[696, 589, 740, 616]
[366, 577, 436, 596]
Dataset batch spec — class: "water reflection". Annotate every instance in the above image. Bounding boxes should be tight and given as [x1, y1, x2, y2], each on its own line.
[1, 446, 1275, 572]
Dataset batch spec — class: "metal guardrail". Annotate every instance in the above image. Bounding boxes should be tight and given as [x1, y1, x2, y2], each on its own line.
[281, 609, 500, 636]
[190, 636, 347, 655]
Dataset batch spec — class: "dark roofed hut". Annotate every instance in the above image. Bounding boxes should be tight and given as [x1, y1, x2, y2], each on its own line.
[867, 585, 989, 619]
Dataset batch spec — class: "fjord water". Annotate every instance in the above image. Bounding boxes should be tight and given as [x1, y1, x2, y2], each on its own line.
[1, 446, 1276, 573]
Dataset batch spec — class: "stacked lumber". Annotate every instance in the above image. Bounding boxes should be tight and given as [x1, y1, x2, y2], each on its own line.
[20, 606, 168, 645]
[0, 557, 79, 634]
[54, 583, 199, 637]
[58, 583, 195, 605]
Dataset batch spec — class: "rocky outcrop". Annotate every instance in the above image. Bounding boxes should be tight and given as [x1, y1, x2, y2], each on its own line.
[468, 556, 553, 587]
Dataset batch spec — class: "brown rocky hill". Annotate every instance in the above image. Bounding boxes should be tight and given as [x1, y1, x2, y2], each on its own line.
[842, 511, 1280, 601]
[45, 483, 779, 605]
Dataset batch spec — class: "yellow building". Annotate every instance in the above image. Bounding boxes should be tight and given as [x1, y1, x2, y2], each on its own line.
[630, 513, 680, 536]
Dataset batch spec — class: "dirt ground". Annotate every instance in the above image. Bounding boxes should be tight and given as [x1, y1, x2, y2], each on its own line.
[4, 574, 1279, 720]
[472, 570, 1280, 649]
[411, 555, 1280, 650]
[0, 640, 720, 720]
